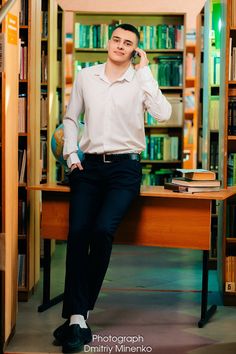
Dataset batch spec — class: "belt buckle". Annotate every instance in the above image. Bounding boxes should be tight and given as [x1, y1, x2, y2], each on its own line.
[103, 154, 112, 163]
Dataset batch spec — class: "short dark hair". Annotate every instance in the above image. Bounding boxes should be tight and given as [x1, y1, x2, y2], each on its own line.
[112, 23, 140, 43]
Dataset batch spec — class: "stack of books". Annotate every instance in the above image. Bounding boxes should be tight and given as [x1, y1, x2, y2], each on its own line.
[164, 169, 221, 193]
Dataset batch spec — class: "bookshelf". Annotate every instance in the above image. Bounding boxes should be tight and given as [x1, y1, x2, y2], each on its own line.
[0, 0, 20, 347]
[40, 0, 65, 184]
[18, 0, 30, 299]
[0, 1, 3, 350]
[183, 18, 201, 169]
[218, 0, 236, 305]
[199, 0, 224, 266]
[202, 0, 221, 173]
[71, 12, 186, 187]
[17, 0, 42, 301]
[40, 0, 48, 183]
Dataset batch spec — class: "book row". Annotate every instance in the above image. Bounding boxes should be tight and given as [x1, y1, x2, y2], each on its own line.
[210, 140, 219, 171]
[18, 149, 26, 184]
[41, 11, 48, 39]
[41, 50, 48, 83]
[155, 56, 183, 87]
[18, 199, 27, 236]
[226, 203, 236, 238]
[210, 51, 220, 86]
[185, 52, 196, 78]
[141, 134, 179, 161]
[18, 94, 27, 133]
[19, 0, 28, 26]
[40, 137, 47, 172]
[228, 152, 236, 186]
[40, 95, 48, 129]
[225, 256, 236, 293]
[231, 0, 236, 27]
[74, 57, 183, 87]
[229, 39, 236, 81]
[18, 254, 26, 288]
[141, 167, 173, 186]
[144, 95, 183, 127]
[19, 43, 28, 80]
[228, 98, 236, 135]
[74, 23, 184, 50]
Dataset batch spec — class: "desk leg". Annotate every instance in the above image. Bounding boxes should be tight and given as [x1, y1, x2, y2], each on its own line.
[198, 250, 217, 328]
[38, 239, 64, 312]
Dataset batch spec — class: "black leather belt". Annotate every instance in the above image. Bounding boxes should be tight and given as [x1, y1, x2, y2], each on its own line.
[84, 153, 141, 163]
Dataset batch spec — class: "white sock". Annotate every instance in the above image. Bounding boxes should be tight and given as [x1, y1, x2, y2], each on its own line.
[69, 314, 87, 328]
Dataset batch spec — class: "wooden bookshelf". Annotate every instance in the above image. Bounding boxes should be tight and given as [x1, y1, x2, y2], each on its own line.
[72, 12, 186, 187]
[40, 1, 65, 184]
[18, 0, 31, 299]
[0, 0, 20, 348]
[218, 0, 236, 305]
[183, 15, 201, 169]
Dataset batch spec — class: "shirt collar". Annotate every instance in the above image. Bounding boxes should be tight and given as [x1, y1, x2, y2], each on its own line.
[95, 63, 135, 83]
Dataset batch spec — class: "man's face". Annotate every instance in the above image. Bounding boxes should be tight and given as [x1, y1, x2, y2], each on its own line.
[107, 27, 138, 64]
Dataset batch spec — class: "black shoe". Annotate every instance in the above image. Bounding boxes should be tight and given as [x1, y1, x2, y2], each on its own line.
[53, 319, 70, 346]
[62, 324, 92, 353]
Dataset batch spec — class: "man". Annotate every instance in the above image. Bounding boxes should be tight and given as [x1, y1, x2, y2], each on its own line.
[53, 24, 172, 353]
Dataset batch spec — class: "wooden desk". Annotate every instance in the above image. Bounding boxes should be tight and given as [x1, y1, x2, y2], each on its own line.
[30, 184, 236, 327]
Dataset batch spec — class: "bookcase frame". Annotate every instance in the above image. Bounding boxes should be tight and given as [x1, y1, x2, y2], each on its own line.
[18, 0, 32, 301]
[218, 0, 236, 305]
[72, 11, 186, 186]
[0, 0, 20, 347]
[183, 14, 202, 169]
[40, 0, 65, 184]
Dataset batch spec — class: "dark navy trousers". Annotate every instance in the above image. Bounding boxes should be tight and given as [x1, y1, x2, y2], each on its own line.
[62, 157, 142, 319]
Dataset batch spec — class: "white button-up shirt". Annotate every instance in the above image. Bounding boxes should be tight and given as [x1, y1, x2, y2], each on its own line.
[63, 63, 172, 167]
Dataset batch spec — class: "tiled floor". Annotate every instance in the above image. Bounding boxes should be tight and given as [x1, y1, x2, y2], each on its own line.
[5, 243, 236, 354]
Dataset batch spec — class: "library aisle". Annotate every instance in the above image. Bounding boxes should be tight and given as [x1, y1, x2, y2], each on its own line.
[5, 244, 236, 354]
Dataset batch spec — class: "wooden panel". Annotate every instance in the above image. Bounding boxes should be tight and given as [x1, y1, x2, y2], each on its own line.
[74, 13, 184, 26]
[0, 233, 5, 271]
[115, 197, 211, 250]
[28, 0, 42, 292]
[1, 0, 20, 346]
[41, 192, 69, 240]
[41, 191, 211, 250]
[30, 183, 236, 200]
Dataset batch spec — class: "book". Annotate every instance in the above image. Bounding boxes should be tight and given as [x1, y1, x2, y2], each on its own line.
[176, 168, 216, 180]
[171, 177, 220, 187]
[164, 182, 221, 194]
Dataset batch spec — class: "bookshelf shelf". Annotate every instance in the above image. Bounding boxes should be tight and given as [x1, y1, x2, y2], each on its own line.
[18, 183, 27, 187]
[18, 235, 27, 240]
[144, 125, 182, 128]
[18, 286, 27, 292]
[217, 0, 236, 305]
[186, 43, 196, 49]
[141, 160, 182, 164]
[75, 48, 184, 54]
[226, 238, 236, 243]
[160, 86, 183, 90]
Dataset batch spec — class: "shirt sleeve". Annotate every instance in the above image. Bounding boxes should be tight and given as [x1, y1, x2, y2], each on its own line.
[63, 71, 85, 168]
[135, 66, 172, 122]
